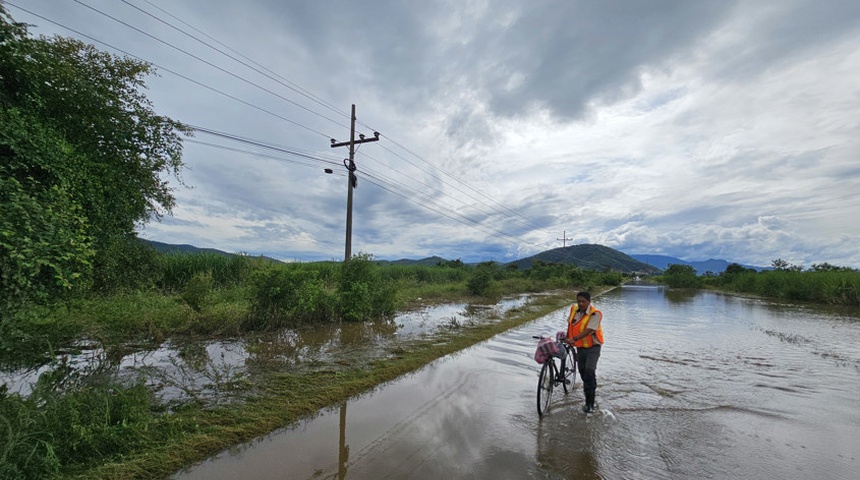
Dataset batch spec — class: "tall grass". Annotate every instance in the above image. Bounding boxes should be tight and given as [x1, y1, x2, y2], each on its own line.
[706, 270, 860, 306]
[0, 379, 163, 480]
[156, 253, 256, 291]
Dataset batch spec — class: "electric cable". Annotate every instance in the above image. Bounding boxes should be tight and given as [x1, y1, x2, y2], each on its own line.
[70, 0, 336, 138]
[5, 2, 333, 140]
[121, 0, 348, 129]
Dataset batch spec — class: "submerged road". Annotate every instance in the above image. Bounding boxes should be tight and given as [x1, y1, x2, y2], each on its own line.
[175, 286, 860, 479]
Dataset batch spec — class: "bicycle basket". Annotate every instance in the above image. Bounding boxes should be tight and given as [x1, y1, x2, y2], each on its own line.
[534, 337, 559, 363]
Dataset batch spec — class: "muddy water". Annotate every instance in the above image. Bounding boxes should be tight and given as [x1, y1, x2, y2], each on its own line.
[173, 285, 860, 479]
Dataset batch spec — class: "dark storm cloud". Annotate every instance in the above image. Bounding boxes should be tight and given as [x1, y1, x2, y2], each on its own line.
[708, 0, 860, 80]
[455, 0, 738, 120]
[254, 1, 739, 121]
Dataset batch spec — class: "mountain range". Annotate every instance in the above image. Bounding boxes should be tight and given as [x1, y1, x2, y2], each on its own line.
[629, 254, 768, 274]
[143, 239, 763, 275]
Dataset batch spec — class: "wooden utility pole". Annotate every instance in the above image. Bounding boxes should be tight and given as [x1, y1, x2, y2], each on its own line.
[557, 230, 573, 248]
[330, 104, 379, 262]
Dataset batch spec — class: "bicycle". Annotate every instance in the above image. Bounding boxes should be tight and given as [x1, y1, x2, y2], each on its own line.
[532, 334, 577, 417]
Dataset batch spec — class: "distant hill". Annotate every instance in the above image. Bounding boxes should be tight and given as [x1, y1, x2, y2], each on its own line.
[508, 244, 661, 274]
[630, 254, 767, 274]
[141, 239, 287, 264]
[143, 239, 235, 256]
[374, 256, 451, 266]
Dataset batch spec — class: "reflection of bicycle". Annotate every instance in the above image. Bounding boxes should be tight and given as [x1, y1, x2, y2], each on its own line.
[532, 334, 577, 417]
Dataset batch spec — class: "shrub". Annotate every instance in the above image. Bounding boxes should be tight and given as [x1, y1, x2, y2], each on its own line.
[466, 263, 495, 296]
[181, 271, 213, 312]
[248, 266, 333, 328]
[338, 254, 398, 322]
[661, 264, 701, 288]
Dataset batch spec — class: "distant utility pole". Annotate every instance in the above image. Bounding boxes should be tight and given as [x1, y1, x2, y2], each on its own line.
[557, 230, 573, 248]
[330, 104, 380, 262]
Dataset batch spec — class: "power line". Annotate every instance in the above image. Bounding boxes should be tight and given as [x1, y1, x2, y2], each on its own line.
[5, 2, 332, 140]
[137, 0, 345, 118]
[121, 0, 348, 128]
[188, 125, 341, 165]
[184, 134, 541, 249]
[70, 0, 336, 138]
[375, 133, 547, 231]
[358, 147, 542, 236]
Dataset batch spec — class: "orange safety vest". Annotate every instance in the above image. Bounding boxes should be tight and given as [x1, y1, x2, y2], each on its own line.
[567, 304, 604, 348]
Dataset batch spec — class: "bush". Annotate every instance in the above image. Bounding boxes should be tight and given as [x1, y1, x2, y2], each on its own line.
[338, 254, 398, 322]
[466, 262, 495, 296]
[181, 271, 213, 312]
[248, 267, 333, 328]
[661, 264, 701, 288]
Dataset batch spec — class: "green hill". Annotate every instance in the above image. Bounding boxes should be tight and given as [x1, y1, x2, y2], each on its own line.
[143, 239, 234, 256]
[508, 244, 661, 274]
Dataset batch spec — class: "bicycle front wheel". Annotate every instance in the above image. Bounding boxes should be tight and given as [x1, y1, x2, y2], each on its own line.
[537, 360, 555, 417]
[563, 348, 576, 394]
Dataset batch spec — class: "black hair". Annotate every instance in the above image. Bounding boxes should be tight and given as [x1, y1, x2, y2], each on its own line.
[576, 291, 591, 301]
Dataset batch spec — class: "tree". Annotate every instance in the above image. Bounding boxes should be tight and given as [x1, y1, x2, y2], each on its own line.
[662, 263, 701, 288]
[1, 7, 189, 305]
[771, 258, 790, 271]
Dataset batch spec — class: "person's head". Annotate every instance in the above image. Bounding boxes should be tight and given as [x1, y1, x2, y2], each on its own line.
[576, 291, 591, 310]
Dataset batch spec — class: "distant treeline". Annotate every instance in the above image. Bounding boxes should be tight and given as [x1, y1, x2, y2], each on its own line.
[659, 262, 860, 306]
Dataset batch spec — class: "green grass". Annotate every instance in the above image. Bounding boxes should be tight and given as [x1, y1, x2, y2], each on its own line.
[704, 270, 860, 306]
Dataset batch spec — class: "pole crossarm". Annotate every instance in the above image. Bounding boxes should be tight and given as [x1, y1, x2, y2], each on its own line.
[330, 131, 380, 148]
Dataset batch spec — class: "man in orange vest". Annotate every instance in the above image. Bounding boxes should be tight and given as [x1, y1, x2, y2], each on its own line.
[565, 291, 604, 413]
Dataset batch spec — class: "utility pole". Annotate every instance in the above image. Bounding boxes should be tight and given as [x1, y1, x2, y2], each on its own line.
[557, 230, 573, 248]
[330, 104, 379, 262]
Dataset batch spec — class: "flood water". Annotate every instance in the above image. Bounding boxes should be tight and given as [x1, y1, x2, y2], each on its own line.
[171, 285, 860, 479]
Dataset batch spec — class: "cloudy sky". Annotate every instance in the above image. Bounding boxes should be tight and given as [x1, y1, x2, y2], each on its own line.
[8, 0, 860, 267]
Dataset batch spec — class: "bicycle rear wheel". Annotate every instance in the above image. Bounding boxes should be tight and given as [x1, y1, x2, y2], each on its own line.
[537, 360, 555, 416]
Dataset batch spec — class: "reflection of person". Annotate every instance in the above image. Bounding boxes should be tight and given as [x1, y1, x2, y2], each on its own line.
[565, 291, 604, 413]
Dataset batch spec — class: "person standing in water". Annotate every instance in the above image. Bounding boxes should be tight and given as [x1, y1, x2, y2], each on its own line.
[565, 291, 604, 413]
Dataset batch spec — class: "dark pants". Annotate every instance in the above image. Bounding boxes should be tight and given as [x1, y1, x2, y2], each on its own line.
[576, 344, 601, 407]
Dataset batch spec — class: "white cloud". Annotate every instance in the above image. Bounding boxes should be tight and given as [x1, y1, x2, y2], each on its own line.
[10, 0, 860, 267]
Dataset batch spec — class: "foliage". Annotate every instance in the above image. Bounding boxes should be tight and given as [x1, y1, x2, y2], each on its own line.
[0, 379, 157, 480]
[91, 234, 161, 292]
[248, 266, 333, 328]
[706, 268, 860, 306]
[660, 264, 702, 288]
[0, 175, 94, 312]
[337, 253, 398, 322]
[156, 252, 254, 292]
[0, 7, 188, 307]
[181, 271, 213, 313]
[466, 262, 496, 296]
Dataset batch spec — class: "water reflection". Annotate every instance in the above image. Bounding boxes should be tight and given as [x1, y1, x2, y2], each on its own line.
[536, 417, 601, 479]
[0, 295, 532, 405]
[338, 402, 348, 480]
[664, 288, 698, 303]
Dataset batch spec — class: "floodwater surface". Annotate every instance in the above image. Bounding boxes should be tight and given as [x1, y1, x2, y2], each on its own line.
[174, 286, 860, 479]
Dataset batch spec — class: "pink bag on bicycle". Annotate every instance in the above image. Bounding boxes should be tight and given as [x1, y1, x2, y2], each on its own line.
[534, 337, 559, 364]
